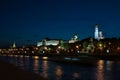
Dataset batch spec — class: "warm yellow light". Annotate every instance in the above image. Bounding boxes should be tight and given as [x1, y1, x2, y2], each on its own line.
[33, 56, 39, 59]
[58, 46, 61, 49]
[26, 48, 29, 50]
[117, 47, 120, 50]
[99, 43, 102, 47]
[35, 47, 38, 50]
[43, 57, 48, 60]
[76, 45, 79, 49]
[108, 42, 111, 45]
[98, 60, 104, 70]
[44, 47, 47, 50]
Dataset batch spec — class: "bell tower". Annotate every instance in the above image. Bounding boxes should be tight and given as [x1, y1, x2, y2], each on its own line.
[94, 24, 99, 40]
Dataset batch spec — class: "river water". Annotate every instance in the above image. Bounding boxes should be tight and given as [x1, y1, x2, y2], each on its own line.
[0, 55, 120, 80]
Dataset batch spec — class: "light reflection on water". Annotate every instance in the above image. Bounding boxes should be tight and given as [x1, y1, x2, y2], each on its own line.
[1, 55, 120, 80]
[106, 60, 113, 71]
[96, 60, 116, 80]
[41, 60, 48, 79]
[55, 66, 63, 80]
[33, 58, 39, 74]
[97, 60, 104, 80]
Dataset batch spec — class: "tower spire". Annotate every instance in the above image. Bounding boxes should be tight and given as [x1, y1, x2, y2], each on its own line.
[13, 42, 16, 48]
[94, 24, 99, 40]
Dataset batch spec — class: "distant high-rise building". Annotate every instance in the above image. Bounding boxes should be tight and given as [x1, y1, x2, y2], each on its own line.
[94, 24, 99, 40]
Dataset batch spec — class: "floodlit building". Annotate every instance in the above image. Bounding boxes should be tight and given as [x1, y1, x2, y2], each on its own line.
[13, 42, 16, 48]
[69, 34, 79, 43]
[94, 24, 99, 40]
[94, 24, 104, 40]
[99, 31, 104, 39]
[37, 39, 60, 47]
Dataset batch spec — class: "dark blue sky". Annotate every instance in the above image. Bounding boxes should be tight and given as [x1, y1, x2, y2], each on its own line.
[0, 0, 120, 47]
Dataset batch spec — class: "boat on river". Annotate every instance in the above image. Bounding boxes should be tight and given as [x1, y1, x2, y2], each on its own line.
[48, 55, 98, 65]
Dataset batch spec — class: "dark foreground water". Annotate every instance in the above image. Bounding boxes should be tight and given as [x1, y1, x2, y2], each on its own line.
[0, 55, 120, 80]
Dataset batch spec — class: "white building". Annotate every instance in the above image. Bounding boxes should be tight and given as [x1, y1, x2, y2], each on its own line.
[94, 24, 104, 40]
[37, 39, 60, 47]
[69, 34, 79, 43]
[94, 24, 99, 40]
[12, 42, 16, 48]
[99, 31, 104, 39]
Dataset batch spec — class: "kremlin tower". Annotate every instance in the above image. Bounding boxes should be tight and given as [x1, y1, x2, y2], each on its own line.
[94, 24, 99, 40]
[94, 24, 104, 40]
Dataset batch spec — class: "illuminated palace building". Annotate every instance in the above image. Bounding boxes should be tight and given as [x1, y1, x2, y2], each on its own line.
[94, 24, 104, 40]
[37, 39, 60, 47]
[37, 34, 79, 47]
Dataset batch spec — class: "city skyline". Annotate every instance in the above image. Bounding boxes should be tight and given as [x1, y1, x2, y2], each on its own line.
[0, 0, 120, 47]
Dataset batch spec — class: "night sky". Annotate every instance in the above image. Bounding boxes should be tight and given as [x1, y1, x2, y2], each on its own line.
[0, 0, 120, 47]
